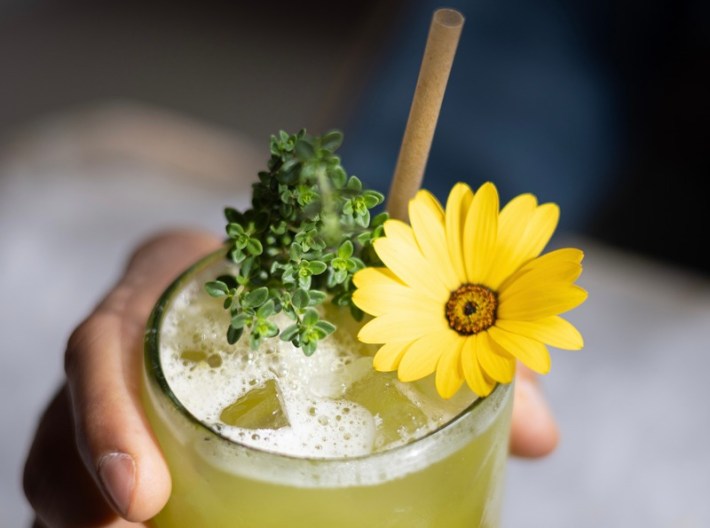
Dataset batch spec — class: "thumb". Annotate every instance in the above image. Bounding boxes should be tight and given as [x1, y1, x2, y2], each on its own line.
[64, 229, 222, 521]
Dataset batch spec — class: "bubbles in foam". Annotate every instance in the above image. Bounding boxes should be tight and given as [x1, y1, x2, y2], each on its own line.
[160, 263, 477, 460]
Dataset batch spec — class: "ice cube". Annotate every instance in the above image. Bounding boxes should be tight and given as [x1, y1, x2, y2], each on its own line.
[219, 379, 289, 429]
[344, 370, 429, 449]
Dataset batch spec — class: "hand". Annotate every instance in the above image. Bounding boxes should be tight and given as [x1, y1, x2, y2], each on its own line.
[23, 229, 559, 527]
[23, 229, 223, 527]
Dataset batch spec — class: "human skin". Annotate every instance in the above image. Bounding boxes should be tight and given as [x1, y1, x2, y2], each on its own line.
[23, 229, 559, 528]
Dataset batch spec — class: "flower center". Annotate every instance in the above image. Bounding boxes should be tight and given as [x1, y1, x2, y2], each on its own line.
[445, 284, 498, 335]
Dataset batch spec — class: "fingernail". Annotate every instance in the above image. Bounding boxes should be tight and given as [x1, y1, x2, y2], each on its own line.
[98, 452, 135, 516]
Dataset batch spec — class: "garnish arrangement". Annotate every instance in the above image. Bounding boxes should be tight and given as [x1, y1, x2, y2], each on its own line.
[353, 182, 587, 398]
[205, 129, 387, 356]
[206, 129, 588, 399]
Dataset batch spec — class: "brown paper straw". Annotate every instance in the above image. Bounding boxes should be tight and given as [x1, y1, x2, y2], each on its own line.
[386, 8, 465, 221]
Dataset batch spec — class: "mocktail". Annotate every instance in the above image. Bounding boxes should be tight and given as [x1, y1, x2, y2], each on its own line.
[142, 247, 514, 527]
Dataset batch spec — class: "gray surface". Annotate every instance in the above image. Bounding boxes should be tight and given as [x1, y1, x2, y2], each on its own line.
[1, 104, 709, 528]
[504, 243, 710, 527]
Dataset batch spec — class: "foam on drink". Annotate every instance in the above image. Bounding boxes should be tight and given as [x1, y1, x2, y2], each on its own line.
[159, 261, 479, 462]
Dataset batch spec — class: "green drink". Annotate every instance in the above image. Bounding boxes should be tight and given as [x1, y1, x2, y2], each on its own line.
[142, 248, 514, 528]
[138, 127, 589, 527]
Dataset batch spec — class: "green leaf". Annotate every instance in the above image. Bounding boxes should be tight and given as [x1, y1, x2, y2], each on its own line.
[315, 320, 336, 336]
[249, 333, 263, 350]
[307, 290, 327, 305]
[290, 243, 303, 259]
[320, 130, 343, 151]
[205, 281, 229, 297]
[363, 190, 384, 207]
[355, 209, 370, 228]
[355, 231, 371, 245]
[332, 268, 347, 285]
[330, 166, 347, 189]
[337, 240, 354, 259]
[230, 247, 246, 264]
[224, 207, 243, 223]
[231, 313, 249, 329]
[238, 259, 254, 281]
[262, 321, 280, 338]
[280, 324, 300, 342]
[244, 287, 269, 308]
[227, 325, 243, 345]
[302, 340, 317, 357]
[257, 300, 276, 318]
[302, 308, 319, 326]
[308, 260, 327, 275]
[227, 222, 245, 238]
[246, 238, 263, 256]
[217, 274, 239, 289]
[348, 257, 364, 271]
[346, 175, 362, 191]
[371, 212, 388, 227]
[295, 138, 315, 160]
[292, 288, 309, 309]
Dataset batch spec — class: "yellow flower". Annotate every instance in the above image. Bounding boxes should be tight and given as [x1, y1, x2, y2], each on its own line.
[352, 182, 587, 399]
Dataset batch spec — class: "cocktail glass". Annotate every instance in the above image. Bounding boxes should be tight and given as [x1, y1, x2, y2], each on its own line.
[142, 247, 514, 528]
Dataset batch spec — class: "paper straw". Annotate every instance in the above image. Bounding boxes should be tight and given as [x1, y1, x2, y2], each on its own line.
[386, 8, 464, 221]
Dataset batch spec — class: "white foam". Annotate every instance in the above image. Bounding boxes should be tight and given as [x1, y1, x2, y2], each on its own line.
[159, 261, 480, 463]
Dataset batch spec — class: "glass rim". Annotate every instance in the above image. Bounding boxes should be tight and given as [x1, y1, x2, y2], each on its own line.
[143, 246, 513, 464]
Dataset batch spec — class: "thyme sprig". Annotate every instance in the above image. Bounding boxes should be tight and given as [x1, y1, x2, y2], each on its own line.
[205, 129, 387, 355]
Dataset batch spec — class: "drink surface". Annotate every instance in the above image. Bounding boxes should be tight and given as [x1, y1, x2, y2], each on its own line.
[143, 250, 513, 527]
[160, 258, 479, 460]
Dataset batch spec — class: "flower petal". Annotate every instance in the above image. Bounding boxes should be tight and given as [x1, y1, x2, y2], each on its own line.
[498, 284, 588, 320]
[353, 282, 443, 317]
[522, 203, 560, 259]
[487, 201, 560, 289]
[461, 335, 497, 397]
[487, 326, 551, 374]
[463, 182, 499, 283]
[495, 316, 584, 350]
[374, 221, 450, 295]
[485, 193, 537, 287]
[373, 341, 411, 371]
[358, 308, 447, 343]
[445, 183, 473, 283]
[409, 190, 459, 290]
[352, 266, 403, 289]
[477, 332, 517, 383]
[397, 329, 456, 382]
[435, 336, 465, 398]
[499, 248, 584, 296]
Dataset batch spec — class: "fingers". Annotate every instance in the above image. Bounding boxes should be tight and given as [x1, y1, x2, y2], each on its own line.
[24, 386, 124, 527]
[64, 229, 222, 522]
[24, 386, 151, 528]
[509, 364, 559, 458]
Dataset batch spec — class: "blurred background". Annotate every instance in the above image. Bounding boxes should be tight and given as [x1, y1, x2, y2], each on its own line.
[1, 0, 708, 527]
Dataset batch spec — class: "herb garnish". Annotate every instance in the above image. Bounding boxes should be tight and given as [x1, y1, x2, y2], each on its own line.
[205, 129, 386, 355]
